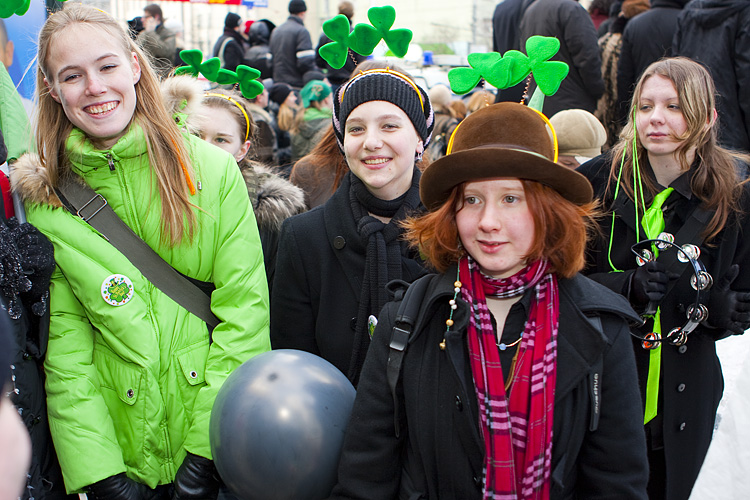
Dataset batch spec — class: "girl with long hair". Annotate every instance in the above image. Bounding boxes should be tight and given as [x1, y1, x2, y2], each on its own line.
[579, 56, 750, 500]
[12, 4, 270, 497]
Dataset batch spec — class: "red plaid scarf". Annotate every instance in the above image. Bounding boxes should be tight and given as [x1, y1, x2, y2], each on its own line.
[460, 256, 558, 500]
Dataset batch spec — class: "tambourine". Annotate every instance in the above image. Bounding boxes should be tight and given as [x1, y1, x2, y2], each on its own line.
[630, 232, 712, 349]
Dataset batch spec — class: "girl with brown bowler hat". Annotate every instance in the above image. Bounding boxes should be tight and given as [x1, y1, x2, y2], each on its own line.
[329, 102, 649, 499]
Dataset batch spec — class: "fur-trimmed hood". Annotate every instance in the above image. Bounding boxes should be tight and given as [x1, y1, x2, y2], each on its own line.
[160, 75, 207, 135]
[242, 162, 306, 233]
[10, 153, 63, 208]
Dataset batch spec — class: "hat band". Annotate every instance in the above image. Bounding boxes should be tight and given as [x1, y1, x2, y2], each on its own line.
[454, 143, 553, 163]
[340, 68, 424, 111]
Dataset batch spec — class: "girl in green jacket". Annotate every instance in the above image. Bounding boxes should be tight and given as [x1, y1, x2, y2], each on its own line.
[12, 4, 271, 498]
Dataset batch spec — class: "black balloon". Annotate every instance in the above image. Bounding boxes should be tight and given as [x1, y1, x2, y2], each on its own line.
[210, 349, 356, 500]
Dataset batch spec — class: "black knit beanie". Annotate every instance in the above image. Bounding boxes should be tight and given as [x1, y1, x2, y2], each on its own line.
[288, 0, 307, 14]
[225, 12, 241, 29]
[333, 70, 434, 154]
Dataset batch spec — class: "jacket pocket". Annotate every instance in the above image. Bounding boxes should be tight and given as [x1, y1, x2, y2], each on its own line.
[176, 341, 209, 386]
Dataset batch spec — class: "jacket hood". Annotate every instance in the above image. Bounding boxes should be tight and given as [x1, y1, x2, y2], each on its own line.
[160, 75, 208, 136]
[679, 0, 749, 27]
[11, 153, 63, 208]
[242, 162, 305, 232]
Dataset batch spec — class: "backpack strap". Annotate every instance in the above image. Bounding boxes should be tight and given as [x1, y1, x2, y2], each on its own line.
[387, 274, 433, 437]
[586, 314, 604, 432]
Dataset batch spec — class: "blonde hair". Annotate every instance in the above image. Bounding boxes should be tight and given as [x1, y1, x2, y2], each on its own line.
[36, 3, 196, 247]
[609, 57, 749, 241]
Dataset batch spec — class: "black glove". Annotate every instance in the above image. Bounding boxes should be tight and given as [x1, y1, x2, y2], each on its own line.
[7, 218, 54, 315]
[87, 473, 154, 500]
[629, 261, 669, 310]
[706, 265, 750, 335]
[172, 453, 220, 500]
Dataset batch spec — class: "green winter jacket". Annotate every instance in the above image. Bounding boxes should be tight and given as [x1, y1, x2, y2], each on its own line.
[16, 125, 271, 492]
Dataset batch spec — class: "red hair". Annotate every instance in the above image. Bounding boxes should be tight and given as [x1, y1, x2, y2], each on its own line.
[403, 180, 597, 278]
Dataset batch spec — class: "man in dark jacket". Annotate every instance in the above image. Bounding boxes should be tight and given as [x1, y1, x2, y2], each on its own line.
[269, 0, 317, 89]
[616, 0, 689, 123]
[315, 1, 365, 95]
[519, 0, 605, 116]
[136, 4, 175, 79]
[673, 0, 750, 152]
[492, 0, 531, 103]
[213, 12, 249, 72]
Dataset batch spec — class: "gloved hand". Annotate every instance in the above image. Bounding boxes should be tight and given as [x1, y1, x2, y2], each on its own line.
[87, 473, 154, 500]
[7, 218, 54, 315]
[629, 261, 669, 310]
[706, 265, 750, 335]
[172, 453, 220, 500]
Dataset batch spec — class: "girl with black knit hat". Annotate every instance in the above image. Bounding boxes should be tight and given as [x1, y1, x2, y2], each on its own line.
[271, 68, 434, 386]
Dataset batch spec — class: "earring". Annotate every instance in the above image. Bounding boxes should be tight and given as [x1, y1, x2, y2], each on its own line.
[415, 151, 423, 162]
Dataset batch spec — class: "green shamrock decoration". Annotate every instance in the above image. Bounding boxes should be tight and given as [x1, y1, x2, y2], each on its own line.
[447, 35, 569, 112]
[319, 14, 352, 70]
[175, 49, 221, 82]
[0, 0, 30, 18]
[235, 65, 264, 100]
[348, 6, 412, 59]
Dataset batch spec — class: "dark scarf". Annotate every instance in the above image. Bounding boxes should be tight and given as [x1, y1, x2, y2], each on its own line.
[347, 168, 422, 383]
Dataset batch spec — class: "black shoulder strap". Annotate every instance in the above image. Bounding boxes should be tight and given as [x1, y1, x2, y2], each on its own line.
[387, 274, 433, 437]
[56, 175, 219, 329]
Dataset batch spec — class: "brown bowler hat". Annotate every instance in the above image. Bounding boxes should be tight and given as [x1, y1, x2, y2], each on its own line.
[420, 102, 594, 211]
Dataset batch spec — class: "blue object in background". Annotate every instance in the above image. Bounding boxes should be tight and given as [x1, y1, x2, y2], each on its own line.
[3, 2, 45, 101]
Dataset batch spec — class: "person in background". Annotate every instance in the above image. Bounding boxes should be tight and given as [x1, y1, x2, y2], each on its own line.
[449, 98, 468, 121]
[315, 1, 365, 96]
[491, 0, 531, 103]
[213, 12, 249, 73]
[164, 18, 185, 69]
[291, 79, 333, 163]
[329, 102, 648, 499]
[269, 0, 316, 89]
[520, 0, 604, 116]
[673, 0, 750, 152]
[245, 19, 276, 81]
[465, 90, 495, 115]
[14, 4, 270, 496]
[245, 85, 279, 164]
[596, 0, 650, 149]
[551, 108, 608, 169]
[579, 57, 750, 500]
[268, 82, 298, 174]
[271, 68, 433, 386]
[426, 84, 459, 161]
[137, 3, 175, 79]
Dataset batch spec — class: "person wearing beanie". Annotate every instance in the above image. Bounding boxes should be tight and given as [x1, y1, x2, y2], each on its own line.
[268, 82, 297, 169]
[315, 1, 367, 95]
[272, 68, 435, 386]
[136, 3, 176, 78]
[550, 108, 608, 169]
[269, 0, 316, 88]
[212, 12, 250, 72]
[291, 80, 333, 162]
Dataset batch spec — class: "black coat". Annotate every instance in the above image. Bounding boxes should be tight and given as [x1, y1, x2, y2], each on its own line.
[673, 0, 750, 152]
[492, 0, 530, 103]
[519, 0, 604, 116]
[268, 16, 316, 88]
[212, 30, 248, 72]
[578, 154, 750, 500]
[270, 174, 426, 382]
[616, 0, 690, 123]
[330, 270, 648, 500]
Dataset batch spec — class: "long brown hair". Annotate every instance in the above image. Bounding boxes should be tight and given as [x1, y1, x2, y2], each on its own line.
[36, 3, 196, 246]
[403, 180, 597, 278]
[609, 57, 749, 241]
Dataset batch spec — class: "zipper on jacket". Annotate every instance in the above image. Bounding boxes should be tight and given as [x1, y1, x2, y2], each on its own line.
[106, 152, 115, 172]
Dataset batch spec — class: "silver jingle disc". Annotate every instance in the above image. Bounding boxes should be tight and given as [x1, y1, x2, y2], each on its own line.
[655, 232, 675, 250]
[686, 303, 709, 323]
[668, 327, 688, 346]
[678, 244, 700, 263]
[690, 271, 713, 291]
[636, 248, 654, 266]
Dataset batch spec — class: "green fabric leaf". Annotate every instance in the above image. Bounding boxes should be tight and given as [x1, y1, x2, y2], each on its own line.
[525, 36, 560, 66]
[502, 50, 532, 87]
[319, 41, 349, 69]
[383, 28, 412, 58]
[349, 23, 381, 56]
[533, 61, 569, 95]
[319, 15, 352, 69]
[323, 14, 351, 41]
[236, 65, 264, 100]
[368, 5, 396, 31]
[215, 69, 239, 85]
[448, 67, 482, 95]
[198, 58, 221, 82]
[0, 0, 30, 18]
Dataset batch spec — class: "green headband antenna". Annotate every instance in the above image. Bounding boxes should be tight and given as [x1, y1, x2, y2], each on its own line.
[175, 49, 263, 100]
[447, 36, 569, 112]
[318, 5, 412, 69]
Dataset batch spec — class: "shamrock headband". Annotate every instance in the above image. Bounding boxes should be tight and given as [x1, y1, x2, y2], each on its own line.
[176, 49, 264, 100]
[204, 92, 251, 142]
[447, 35, 570, 114]
[318, 5, 412, 69]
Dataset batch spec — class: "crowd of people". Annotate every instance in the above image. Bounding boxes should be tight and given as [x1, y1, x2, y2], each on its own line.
[1, 0, 749, 499]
